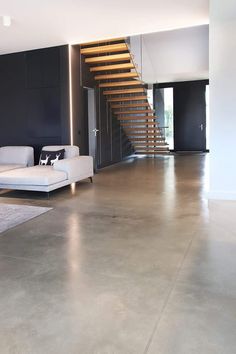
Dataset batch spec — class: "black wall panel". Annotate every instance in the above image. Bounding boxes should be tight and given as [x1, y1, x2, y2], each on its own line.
[0, 53, 26, 89]
[0, 45, 70, 162]
[26, 88, 61, 138]
[26, 47, 60, 88]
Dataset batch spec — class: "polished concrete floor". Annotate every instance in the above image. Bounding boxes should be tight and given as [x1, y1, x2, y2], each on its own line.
[0, 154, 236, 354]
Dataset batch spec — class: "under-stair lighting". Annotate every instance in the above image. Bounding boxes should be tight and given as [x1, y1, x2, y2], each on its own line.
[2, 16, 11, 27]
[68, 45, 74, 145]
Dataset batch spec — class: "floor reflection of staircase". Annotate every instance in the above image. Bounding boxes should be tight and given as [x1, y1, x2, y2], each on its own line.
[80, 37, 169, 155]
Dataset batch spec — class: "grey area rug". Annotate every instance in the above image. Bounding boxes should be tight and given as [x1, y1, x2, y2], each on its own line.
[0, 203, 52, 234]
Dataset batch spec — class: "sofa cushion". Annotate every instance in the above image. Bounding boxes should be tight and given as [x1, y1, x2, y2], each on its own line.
[0, 166, 67, 186]
[0, 146, 34, 166]
[0, 164, 25, 173]
[39, 149, 65, 166]
[42, 145, 79, 159]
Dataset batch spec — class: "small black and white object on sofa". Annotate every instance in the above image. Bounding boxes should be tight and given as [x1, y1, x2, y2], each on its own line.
[39, 149, 65, 166]
[0, 145, 94, 192]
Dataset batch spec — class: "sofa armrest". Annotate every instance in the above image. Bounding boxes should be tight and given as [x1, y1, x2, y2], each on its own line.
[53, 156, 94, 180]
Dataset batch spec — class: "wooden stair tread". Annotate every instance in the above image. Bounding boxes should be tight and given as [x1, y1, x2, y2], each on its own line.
[85, 53, 131, 64]
[129, 136, 162, 139]
[124, 128, 161, 131]
[117, 116, 158, 122]
[128, 134, 162, 138]
[132, 141, 167, 148]
[95, 72, 139, 80]
[81, 43, 128, 55]
[136, 146, 168, 149]
[99, 80, 142, 88]
[135, 147, 167, 150]
[121, 122, 159, 126]
[82, 36, 169, 153]
[103, 88, 145, 95]
[135, 151, 169, 154]
[90, 63, 134, 72]
[129, 138, 165, 141]
[118, 117, 157, 121]
[111, 103, 150, 108]
[115, 109, 154, 115]
[107, 96, 147, 102]
[80, 37, 126, 47]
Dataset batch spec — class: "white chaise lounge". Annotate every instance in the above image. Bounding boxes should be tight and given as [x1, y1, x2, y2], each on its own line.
[0, 146, 34, 173]
[0, 145, 93, 192]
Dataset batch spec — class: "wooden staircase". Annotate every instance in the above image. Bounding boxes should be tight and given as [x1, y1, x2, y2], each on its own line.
[80, 37, 169, 155]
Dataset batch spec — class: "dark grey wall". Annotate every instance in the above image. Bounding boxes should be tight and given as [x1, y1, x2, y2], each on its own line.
[0, 45, 70, 162]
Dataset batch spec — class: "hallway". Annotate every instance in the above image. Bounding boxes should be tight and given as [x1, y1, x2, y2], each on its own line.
[0, 155, 236, 354]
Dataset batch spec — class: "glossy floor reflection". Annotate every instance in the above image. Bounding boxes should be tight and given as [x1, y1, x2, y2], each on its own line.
[0, 154, 236, 354]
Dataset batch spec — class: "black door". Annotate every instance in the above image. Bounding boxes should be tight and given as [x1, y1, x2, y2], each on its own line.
[174, 81, 207, 151]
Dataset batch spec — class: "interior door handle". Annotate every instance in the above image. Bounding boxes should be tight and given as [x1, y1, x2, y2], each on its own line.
[200, 124, 203, 131]
[92, 128, 99, 136]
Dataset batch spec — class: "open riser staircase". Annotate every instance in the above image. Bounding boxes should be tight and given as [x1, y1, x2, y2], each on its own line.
[80, 37, 169, 155]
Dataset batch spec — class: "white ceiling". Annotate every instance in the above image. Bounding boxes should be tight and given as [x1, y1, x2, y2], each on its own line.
[0, 0, 209, 55]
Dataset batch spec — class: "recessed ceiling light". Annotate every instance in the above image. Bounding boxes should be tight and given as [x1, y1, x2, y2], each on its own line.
[2, 16, 11, 27]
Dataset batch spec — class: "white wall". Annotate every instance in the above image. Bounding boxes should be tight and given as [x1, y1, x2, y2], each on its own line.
[129, 36, 142, 74]
[208, 0, 236, 199]
[137, 25, 209, 83]
[130, 35, 156, 82]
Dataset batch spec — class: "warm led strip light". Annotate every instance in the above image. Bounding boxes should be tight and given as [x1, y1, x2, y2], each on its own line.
[68, 45, 74, 145]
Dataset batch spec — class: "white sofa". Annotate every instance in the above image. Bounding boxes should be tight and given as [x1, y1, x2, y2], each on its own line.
[0, 145, 93, 192]
[0, 146, 34, 173]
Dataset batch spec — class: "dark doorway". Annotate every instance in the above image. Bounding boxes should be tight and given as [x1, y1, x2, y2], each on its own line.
[154, 80, 209, 152]
[174, 81, 207, 151]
